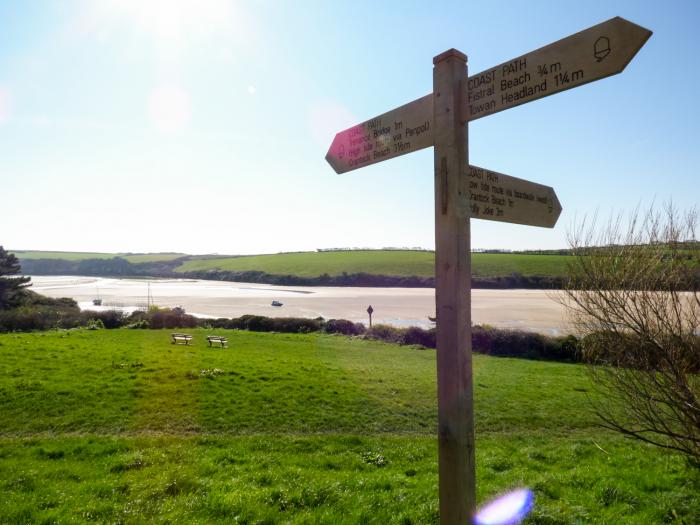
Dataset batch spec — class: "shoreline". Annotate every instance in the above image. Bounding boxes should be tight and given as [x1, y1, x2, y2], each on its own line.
[28, 275, 570, 335]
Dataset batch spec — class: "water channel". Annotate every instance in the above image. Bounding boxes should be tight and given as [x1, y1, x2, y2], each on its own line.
[29, 275, 570, 334]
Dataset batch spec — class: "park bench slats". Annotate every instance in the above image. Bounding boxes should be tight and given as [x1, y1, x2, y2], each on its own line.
[207, 335, 228, 348]
[171, 333, 193, 345]
[169, 333, 228, 347]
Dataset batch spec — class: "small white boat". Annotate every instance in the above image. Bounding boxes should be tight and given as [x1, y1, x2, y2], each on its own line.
[271, 300, 283, 307]
[93, 286, 102, 306]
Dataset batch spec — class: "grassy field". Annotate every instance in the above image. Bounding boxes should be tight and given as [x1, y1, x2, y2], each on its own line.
[13, 249, 572, 278]
[175, 251, 571, 278]
[1, 329, 697, 523]
[13, 251, 186, 263]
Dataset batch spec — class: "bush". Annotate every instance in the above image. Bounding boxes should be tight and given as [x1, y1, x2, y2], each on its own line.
[147, 310, 198, 329]
[126, 319, 149, 329]
[205, 318, 236, 329]
[237, 315, 275, 332]
[323, 319, 366, 336]
[471, 325, 579, 362]
[471, 325, 493, 353]
[490, 329, 546, 359]
[365, 324, 403, 343]
[548, 334, 579, 361]
[0, 304, 83, 332]
[268, 317, 323, 333]
[19, 291, 78, 308]
[80, 310, 126, 329]
[400, 326, 435, 348]
[0, 304, 132, 332]
[85, 318, 105, 330]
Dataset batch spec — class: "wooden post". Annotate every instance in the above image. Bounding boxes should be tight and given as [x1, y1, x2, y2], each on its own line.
[433, 49, 475, 525]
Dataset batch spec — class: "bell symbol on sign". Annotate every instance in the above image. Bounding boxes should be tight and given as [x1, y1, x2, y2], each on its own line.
[594, 36, 611, 62]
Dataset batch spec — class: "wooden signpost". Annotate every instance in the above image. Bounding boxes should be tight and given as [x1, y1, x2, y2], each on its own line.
[325, 16, 651, 525]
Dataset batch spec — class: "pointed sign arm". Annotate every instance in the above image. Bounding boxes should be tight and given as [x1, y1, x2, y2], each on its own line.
[465, 16, 652, 121]
[325, 94, 433, 174]
[463, 165, 562, 228]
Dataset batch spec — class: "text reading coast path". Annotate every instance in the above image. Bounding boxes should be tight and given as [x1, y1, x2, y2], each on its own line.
[465, 166, 561, 228]
[466, 16, 652, 120]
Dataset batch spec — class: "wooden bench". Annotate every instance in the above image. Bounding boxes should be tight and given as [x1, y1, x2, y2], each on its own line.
[171, 333, 193, 345]
[207, 335, 228, 348]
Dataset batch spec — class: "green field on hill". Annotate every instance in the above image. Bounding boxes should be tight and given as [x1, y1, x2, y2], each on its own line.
[14, 249, 572, 279]
[1, 329, 697, 523]
[13, 251, 185, 263]
[176, 250, 571, 278]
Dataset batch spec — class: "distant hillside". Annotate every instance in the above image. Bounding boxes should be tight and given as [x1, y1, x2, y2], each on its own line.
[13, 251, 186, 263]
[14, 249, 571, 288]
[176, 250, 570, 278]
[177, 250, 436, 277]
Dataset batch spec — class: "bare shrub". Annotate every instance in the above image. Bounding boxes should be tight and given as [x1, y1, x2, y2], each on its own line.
[560, 204, 700, 461]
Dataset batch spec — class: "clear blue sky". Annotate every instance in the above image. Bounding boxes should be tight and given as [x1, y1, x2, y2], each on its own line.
[1, 0, 698, 254]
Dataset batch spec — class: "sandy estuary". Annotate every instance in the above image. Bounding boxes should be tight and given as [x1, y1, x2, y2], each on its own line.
[28, 275, 571, 335]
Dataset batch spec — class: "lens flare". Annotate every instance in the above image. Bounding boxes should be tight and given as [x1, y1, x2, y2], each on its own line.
[308, 100, 356, 148]
[475, 488, 534, 525]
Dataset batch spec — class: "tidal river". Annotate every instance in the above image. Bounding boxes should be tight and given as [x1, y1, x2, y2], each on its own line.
[29, 276, 570, 335]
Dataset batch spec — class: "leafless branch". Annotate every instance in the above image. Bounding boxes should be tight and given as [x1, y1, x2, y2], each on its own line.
[558, 203, 700, 462]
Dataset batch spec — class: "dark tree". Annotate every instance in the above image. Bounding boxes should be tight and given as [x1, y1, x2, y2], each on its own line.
[0, 246, 31, 309]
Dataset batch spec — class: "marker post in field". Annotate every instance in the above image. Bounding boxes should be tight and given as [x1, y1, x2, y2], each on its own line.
[325, 16, 651, 525]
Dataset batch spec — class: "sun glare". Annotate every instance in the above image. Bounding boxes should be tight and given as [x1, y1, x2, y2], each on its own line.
[87, 0, 233, 42]
[148, 84, 191, 134]
[308, 100, 357, 148]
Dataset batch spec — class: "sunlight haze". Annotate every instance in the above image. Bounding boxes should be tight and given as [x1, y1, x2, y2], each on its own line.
[2, 0, 698, 254]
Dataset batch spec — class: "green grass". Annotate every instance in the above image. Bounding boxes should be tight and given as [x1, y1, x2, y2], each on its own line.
[0, 329, 697, 523]
[13, 249, 572, 278]
[13, 251, 186, 263]
[175, 250, 571, 278]
[471, 253, 570, 277]
[120, 253, 187, 263]
[176, 250, 436, 277]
